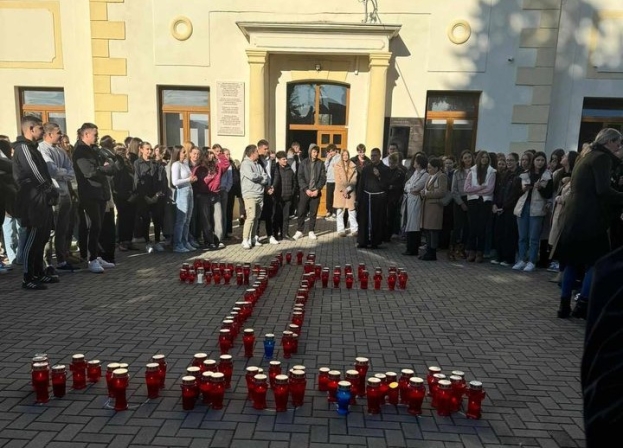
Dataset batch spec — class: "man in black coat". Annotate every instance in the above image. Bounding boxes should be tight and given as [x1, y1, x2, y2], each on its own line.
[356, 147, 390, 249]
[293, 145, 326, 241]
[12, 115, 58, 289]
[272, 151, 297, 240]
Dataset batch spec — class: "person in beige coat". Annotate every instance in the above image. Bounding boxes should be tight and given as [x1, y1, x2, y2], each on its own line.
[420, 157, 449, 260]
[333, 149, 358, 236]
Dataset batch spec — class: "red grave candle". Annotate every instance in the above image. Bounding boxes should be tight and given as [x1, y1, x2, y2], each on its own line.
[145, 363, 160, 399]
[273, 374, 289, 412]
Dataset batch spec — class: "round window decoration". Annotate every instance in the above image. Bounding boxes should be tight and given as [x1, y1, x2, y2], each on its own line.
[447, 20, 471, 45]
[171, 16, 193, 41]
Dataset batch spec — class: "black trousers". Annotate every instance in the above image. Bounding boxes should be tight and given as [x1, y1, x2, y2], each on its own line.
[467, 198, 492, 252]
[136, 198, 164, 243]
[297, 192, 321, 232]
[226, 190, 237, 234]
[494, 210, 518, 263]
[23, 223, 51, 280]
[357, 191, 387, 247]
[452, 199, 469, 246]
[115, 199, 136, 244]
[325, 183, 335, 215]
[274, 198, 292, 238]
[99, 209, 116, 263]
[81, 199, 106, 261]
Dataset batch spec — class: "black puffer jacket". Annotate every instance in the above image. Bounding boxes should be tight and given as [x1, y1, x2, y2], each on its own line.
[273, 163, 296, 201]
[73, 140, 114, 201]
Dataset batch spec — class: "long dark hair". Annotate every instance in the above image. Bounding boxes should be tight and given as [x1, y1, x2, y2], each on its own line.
[532, 151, 548, 176]
[474, 150, 489, 185]
[170, 145, 184, 163]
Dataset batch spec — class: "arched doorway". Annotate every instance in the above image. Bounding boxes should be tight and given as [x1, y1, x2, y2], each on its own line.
[286, 82, 349, 157]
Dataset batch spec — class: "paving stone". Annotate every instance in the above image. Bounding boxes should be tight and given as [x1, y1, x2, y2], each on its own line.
[0, 220, 586, 447]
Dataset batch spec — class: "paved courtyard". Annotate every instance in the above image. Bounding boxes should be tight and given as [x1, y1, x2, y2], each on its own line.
[0, 218, 585, 448]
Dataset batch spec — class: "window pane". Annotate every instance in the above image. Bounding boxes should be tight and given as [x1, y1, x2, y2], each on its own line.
[321, 133, 330, 145]
[190, 113, 209, 148]
[288, 84, 316, 125]
[427, 93, 477, 113]
[333, 134, 342, 145]
[319, 84, 347, 125]
[423, 119, 447, 157]
[48, 112, 67, 134]
[23, 111, 42, 119]
[450, 120, 474, 158]
[22, 89, 65, 106]
[162, 89, 209, 107]
[164, 113, 183, 146]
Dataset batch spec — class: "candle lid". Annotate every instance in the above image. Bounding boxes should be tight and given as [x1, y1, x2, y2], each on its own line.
[428, 366, 441, 373]
[257, 368, 264, 374]
[253, 374, 268, 382]
[222, 319, 234, 324]
[409, 377, 424, 385]
[385, 371, 397, 377]
[282, 330, 293, 336]
[244, 328, 254, 334]
[202, 371, 213, 379]
[88, 360, 101, 366]
[292, 311, 303, 316]
[319, 367, 331, 373]
[367, 377, 381, 385]
[232, 307, 241, 312]
[219, 329, 231, 334]
[345, 370, 359, 377]
[112, 368, 128, 377]
[328, 370, 341, 378]
[219, 354, 232, 361]
[290, 369, 305, 379]
[211, 372, 225, 381]
[389, 382, 399, 389]
[438, 379, 452, 389]
[449, 375, 463, 383]
[269, 360, 281, 367]
[146, 363, 159, 371]
[182, 375, 196, 385]
[32, 362, 49, 371]
[118, 363, 129, 369]
[433, 373, 446, 380]
[203, 359, 216, 367]
[355, 357, 369, 364]
[32, 355, 48, 363]
[194, 352, 208, 359]
[451, 370, 465, 377]
[186, 366, 200, 374]
[274, 374, 289, 384]
[246, 366, 259, 374]
[152, 354, 166, 362]
[72, 354, 85, 361]
[469, 380, 483, 389]
[52, 364, 66, 371]
[401, 368, 415, 376]
[265, 333, 275, 339]
[338, 380, 352, 390]
[106, 362, 121, 371]
[292, 365, 305, 372]
[374, 373, 387, 380]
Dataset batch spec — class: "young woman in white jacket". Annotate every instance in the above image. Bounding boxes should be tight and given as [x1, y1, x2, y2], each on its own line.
[463, 150, 496, 262]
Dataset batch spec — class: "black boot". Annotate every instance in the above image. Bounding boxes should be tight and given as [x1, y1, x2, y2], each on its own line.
[421, 248, 437, 261]
[557, 296, 571, 318]
[571, 296, 588, 319]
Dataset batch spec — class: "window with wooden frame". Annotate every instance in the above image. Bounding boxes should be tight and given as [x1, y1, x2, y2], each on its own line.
[159, 87, 210, 147]
[18, 88, 66, 133]
[578, 97, 623, 150]
[422, 91, 480, 158]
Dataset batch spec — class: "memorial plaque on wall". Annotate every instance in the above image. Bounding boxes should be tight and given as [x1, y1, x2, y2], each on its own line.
[217, 82, 245, 136]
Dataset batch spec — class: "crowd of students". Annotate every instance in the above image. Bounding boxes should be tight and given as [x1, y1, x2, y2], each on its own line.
[2, 116, 622, 322]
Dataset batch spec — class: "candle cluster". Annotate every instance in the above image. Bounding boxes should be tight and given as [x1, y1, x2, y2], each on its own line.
[318, 263, 409, 290]
[244, 363, 307, 411]
[179, 256, 284, 286]
[179, 353, 233, 410]
[317, 359, 486, 418]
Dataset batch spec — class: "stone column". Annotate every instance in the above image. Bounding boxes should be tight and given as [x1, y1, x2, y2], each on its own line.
[365, 52, 392, 150]
[246, 50, 268, 143]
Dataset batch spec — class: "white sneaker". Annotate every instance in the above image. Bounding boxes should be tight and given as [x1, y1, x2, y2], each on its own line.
[512, 261, 527, 271]
[184, 243, 197, 252]
[253, 236, 263, 247]
[269, 236, 280, 245]
[153, 242, 165, 252]
[218, 242, 225, 249]
[293, 231, 303, 241]
[242, 240, 252, 250]
[146, 244, 154, 254]
[97, 257, 115, 268]
[523, 262, 536, 272]
[88, 259, 105, 274]
[308, 231, 317, 240]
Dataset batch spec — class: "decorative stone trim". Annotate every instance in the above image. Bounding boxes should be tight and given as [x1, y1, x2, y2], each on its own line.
[447, 20, 471, 45]
[170, 16, 193, 41]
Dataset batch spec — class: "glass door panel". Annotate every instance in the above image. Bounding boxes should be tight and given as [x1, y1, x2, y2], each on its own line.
[189, 113, 209, 148]
[163, 113, 183, 146]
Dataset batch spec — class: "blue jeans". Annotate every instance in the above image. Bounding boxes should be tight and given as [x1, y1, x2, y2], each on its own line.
[516, 202, 544, 263]
[2, 215, 24, 264]
[173, 187, 193, 248]
[561, 265, 594, 299]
